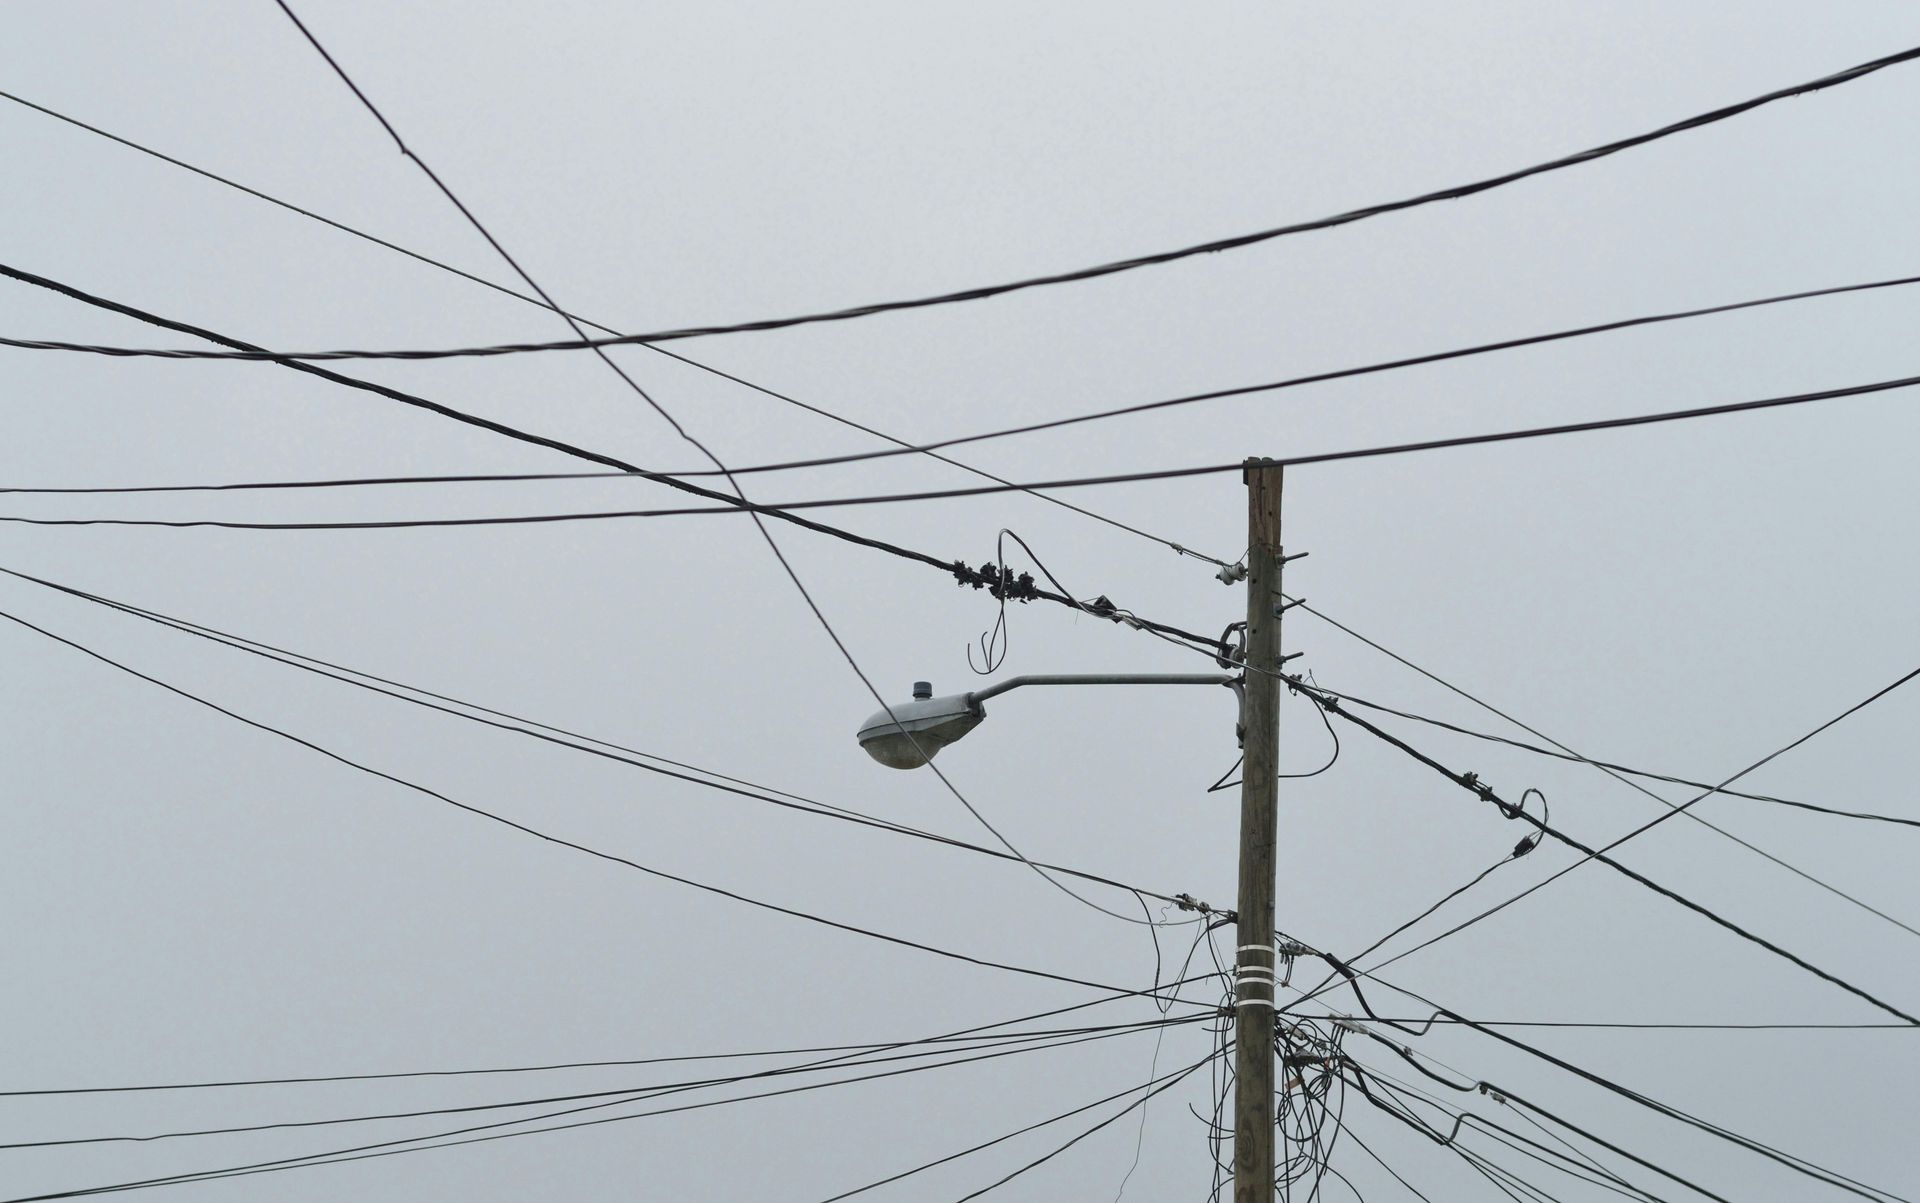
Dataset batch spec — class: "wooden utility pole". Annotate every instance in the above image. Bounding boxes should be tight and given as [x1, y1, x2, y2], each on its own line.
[1233, 458, 1284, 1203]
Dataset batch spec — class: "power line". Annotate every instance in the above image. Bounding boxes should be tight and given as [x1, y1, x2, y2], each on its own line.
[2, 1015, 1207, 1151]
[511, 272, 1920, 481]
[945, 1059, 1216, 1203]
[3, 1015, 1215, 1202]
[1290, 682, 1920, 1024]
[811, 1049, 1219, 1202]
[0, 981, 1213, 1099]
[16, 91, 1920, 629]
[0, 563, 1211, 916]
[1357, 1017, 1917, 1031]
[0, 263, 1228, 662]
[11, 42, 1919, 359]
[0, 605, 1207, 1000]
[1337, 1057, 1674, 1203]
[1303, 684, 1920, 948]
[0, 89, 1215, 562]
[1322, 685, 1920, 829]
[0, 469, 628, 495]
[1286, 960, 1913, 1201]
[1315, 970, 1910, 1202]
[5, 363, 1918, 532]
[1331, 664, 1920, 978]
[8, 88, 1209, 932]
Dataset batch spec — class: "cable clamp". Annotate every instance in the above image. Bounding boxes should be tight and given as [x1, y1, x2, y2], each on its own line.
[1172, 893, 1214, 915]
[1479, 1084, 1509, 1106]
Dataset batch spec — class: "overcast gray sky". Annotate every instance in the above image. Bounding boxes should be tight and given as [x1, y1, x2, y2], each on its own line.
[5, 3, 1920, 1199]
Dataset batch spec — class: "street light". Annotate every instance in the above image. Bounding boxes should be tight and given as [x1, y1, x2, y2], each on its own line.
[856, 673, 1241, 769]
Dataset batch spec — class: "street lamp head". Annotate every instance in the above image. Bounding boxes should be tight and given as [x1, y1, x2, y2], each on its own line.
[856, 682, 983, 769]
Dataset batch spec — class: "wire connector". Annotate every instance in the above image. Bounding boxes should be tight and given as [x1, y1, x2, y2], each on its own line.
[1459, 770, 1500, 806]
[951, 560, 1037, 601]
[1173, 893, 1235, 923]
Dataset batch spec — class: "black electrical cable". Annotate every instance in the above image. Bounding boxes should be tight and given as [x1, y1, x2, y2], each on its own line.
[1272, 784, 1547, 990]
[1311, 682, 1920, 943]
[811, 1048, 1220, 1202]
[4, 366, 1916, 529]
[1347, 1052, 1686, 1203]
[2, 1014, 1208, 1152]
[1346, 1078, 1652, 1203]
[1344, 1018, 1916, 1031]
[0, 263, 935, 572]
[943, 1058, 1216, 1203]
[1341, 1059, 1684, 1203]
[0, 606, 1206, 1000]
[1284, 598, 1920, 973]
[1290, 681, 1920, 1025]
[1336, 1119, 1441, 1203]
[0, 469, 626, 494]
[1300, 963, 1911, 1202]
[1323, 686, 1920, 829]
[0, 264, 1227, 660]
[1305, 990, 1858, 1203]
[1337, 700, 1920, 979]
[270, 0, 1202, 935]
[0, 563, 1206, 917]
[0, 91, 1217, 564]
[1331, 853, 1527, 975]
[0, 978, 1215, 1099]
[12, 42, 1919, 359]
[2, 1017, 1216, 1203]
[1344, 1073, 1599, 1203]
[1511, 662, 1920, 881]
